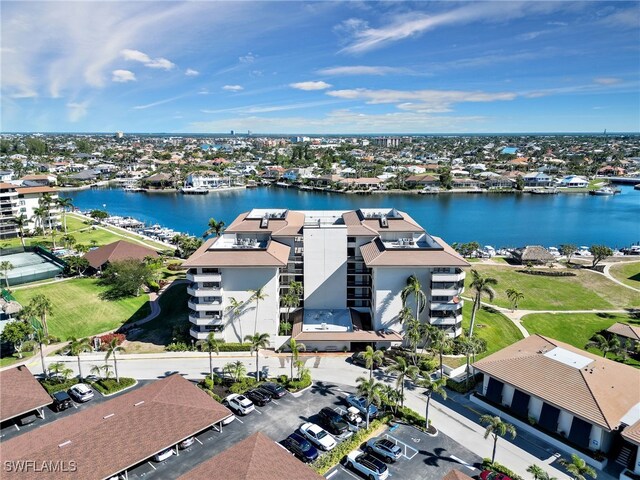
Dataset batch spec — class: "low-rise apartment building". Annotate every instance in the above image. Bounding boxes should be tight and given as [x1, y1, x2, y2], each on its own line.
[16, 186, 61, 232]
[183, 208, 468, 350]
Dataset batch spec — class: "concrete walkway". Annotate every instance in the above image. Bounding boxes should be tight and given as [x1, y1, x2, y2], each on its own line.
[602, 262, 640, 293]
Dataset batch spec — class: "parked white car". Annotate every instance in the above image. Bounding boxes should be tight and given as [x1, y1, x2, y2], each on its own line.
[299, 422, 337, 451]
[68, 383, 94, 403]
[346, 450, 389, 479]
[153, 448, 175, 462]
[222, 394, 255, 415]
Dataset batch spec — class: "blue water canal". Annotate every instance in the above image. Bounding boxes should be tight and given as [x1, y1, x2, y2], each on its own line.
[67, 186, 640, 248]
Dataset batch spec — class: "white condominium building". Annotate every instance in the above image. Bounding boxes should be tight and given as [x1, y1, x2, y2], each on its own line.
[183, 208, 468, 350]
[0, 183, 19, 239]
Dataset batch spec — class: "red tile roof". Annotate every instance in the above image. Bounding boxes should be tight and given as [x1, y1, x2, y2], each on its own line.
[83, 240, 159, 269]
[178, 432, 324, 480]
[0, 366, 52, 422]
[0, 374, 233, 479]
[183, 238, 290, 267]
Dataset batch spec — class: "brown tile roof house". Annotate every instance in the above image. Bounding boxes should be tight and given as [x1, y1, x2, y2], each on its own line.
[442, 469, 475, 480]
[0, 366, 52, 423]
[473, 335, 640, 431]
[0, 374, 233, 480]
[178, 432, 324, 480]
[606, 322, 640, 342]
[83, 240, 159, 270]
[622, 418, 640, 445]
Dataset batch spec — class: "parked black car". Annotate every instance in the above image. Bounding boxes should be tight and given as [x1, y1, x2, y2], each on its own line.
[281, 432, 319, 463]
[51, 391, 73, 412]
[259, 382, 287, 398]
[318, 407, 349, 435]
[350, 352, 384, 369]
[245, 388, 272, 406]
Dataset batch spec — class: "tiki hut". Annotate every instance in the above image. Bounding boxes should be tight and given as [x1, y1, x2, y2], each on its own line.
[511, 245, 555, 265]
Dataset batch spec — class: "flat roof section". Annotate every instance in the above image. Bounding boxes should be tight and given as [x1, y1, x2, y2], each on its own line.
[543, 347, 593, 369]
[303, 309, 353, 332]
[0, 374, 233, 480]
[0, 366, 52, 423]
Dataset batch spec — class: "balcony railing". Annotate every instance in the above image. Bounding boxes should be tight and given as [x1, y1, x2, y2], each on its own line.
[189, 314, 224, 326]
[431, 270, 465, 283]
[187, 283, 222, 296]
[430, 302, 463, 312]
[186, 271, 222, 282]
[187, 300, 223, 311]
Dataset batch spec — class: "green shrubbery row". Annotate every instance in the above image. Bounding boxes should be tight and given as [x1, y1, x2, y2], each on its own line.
[446, 377, 478, 393]
[517, 269, 576, 277]
[482, 459, 524, 480]
[395, 406, 428, 429]
[166, 342, 253, 352]
[91, 377, 136, 395]
[40, 378, 78, 394]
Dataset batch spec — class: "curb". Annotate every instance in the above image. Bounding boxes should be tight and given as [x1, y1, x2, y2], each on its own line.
[93, 378, 139, 397]
[289, 382, 313, 398]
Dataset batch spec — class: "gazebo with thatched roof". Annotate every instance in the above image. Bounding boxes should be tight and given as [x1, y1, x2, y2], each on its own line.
[511, 245, 555, 265]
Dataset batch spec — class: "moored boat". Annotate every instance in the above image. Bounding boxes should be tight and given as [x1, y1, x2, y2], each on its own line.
[180, 186, 209, 195]
[589, 186, 618, 196]
[634, 184, 640, 191]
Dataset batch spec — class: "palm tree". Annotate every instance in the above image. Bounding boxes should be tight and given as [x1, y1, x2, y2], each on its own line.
[60, 234, 77, 249]
[559, 454, 597, 480]
[75, 244, 89, 254]
[105, 338, 126, 383]
[378, 384, 401, 414]
[12, 214, 28, 247]
[32, 206, 47, 232]
[57, 197, 73, 232]
[385, 356, 419, 408]
[469, 269, 498, 336]
[248, 287, 268, 335]
[585, 334, 620, 359]
[198, 332, 220, 382]
[457, 335, 480, 388]
[68, 336, 91, 380]
[202, 218, 225, 238]
[288, 338, 306, 380]
[362, 345, 384, 381]
[0, 261, 13, 288]
[281, 292, 300, 326]
[401, 274, 426, 322]
[356, 376, 382, 429]
[224, 360, 247, 382]
[480, 415, 517, 464]
[527, 465, 546, 480]
[49, 361, 73, 382]
[90, 364, 104, 380]
[432, 329, 454, 379]
[244, 332, 270, 381]
[226, 297, 244, 340]
[30, 294, 53, 337]
[416, 374, 447, 431]
[29, 318, 48, 377]
[505, 288, 525, 311]
[405, 317, 421, 363]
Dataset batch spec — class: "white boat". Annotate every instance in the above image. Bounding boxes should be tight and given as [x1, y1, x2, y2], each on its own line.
[123, 185, 144, 192]
[548, 247, 560, 257]
[181, 186, 209, 195]
[589, 186, 617, 196]
[275, 181, 290, 188]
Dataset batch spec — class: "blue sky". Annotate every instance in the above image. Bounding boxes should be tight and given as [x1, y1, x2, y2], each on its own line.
[1, 1, 639, 134]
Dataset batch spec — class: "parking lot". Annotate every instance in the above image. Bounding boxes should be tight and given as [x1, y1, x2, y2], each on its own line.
[0, 380, 149, 443]
[324, 423, 482, 480]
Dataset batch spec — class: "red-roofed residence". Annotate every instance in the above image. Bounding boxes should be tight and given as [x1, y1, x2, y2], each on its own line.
[83, 240, 159, 271]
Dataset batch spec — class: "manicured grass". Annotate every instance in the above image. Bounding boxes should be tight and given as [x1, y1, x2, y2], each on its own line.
[12, 278, 151, 339]
[609, 261, 640, 289]
[0, 351, 34, 368]
[522, 312, 640, 366]
[464, 265, 640, 310]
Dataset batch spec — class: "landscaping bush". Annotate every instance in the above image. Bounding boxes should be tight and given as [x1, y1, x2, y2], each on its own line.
[446, 377, 478, 394]
[286, 373, 312, 392]
[228, 376, 257, 394]
[165, 342, 193, 352]
[516, 269, 576, 277]
[166, 262, 184, 271]
[419, 358, 439, 372]
[96, 333, 125, 350]
[216, 343, 251, 352]
[199, 385, 222, 402]
[395, 406, 427, 429]
[40, 378, 77, 394]
[91, 377, 136, 395]
[482, 459, 524, 480]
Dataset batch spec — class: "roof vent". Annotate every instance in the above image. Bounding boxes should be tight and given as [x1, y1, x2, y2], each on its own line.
[58, 440, 72, 448]
[260, 214, 269, 229]
[103, 413, 115, 419]
[379, 215, 389, 228]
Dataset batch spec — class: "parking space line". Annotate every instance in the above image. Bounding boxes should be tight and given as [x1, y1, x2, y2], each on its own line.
[254, 408, 262, 415]
[14, 424, 19, 431]
[384, 434, 418, 460]
[147, 462, 156, 470]
[450, 455, 475, 470]
[339, 466, 362, 480]
[195, 437, 203, 445]
[235, 417, 244, 424]
[325, 470, 338, 479]
[272, 400, 280, 405]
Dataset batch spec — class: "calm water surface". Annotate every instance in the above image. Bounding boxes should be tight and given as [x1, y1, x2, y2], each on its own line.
[67, 186, 640, 248]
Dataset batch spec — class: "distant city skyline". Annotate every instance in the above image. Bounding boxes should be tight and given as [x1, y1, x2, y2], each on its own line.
[1, 1, 639, 134]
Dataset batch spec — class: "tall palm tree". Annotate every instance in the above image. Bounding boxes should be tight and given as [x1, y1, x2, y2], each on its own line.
[244, 332, 270, 381]
[40, 193, 54, 233]
[355, 376, 382, 429]
[288, 338, 306, 380]
[480, 415, 517, 464]
[198, 332, 220, 382]
[362, 345, 384, 381]
[385, 356, 419, 408]
[469, 269, 498, 336]
[105, 338, 126, 383]
[30, 294, 53, 337]
[559, 454, 597, 480]
[60, 234, 77, 249]
[68, 336, 91, 380]
[401, 274, 426, 322]
[224, 360, 247, 382]
[12, 214, 28, 247]
[29, 318, 48, 377]
[432, 329, 454, 379]
[226, 297, 245, 341]
[585, 334, 621, 359]
[457, 335, 479, 389]
[0, 261, 13, 288]
[248, 287, 268, 335]
[202, 218, 225, 238]
[281, 292, 300, 326]
[32, 206, 47, 232]
[416, 374, 447, 431]
[57, 197, 73, 232]
[378, 384, 401, 414]
[505, 288, 525, 311]
[527, 465, 546, 480]
[405, 317, 421, 363]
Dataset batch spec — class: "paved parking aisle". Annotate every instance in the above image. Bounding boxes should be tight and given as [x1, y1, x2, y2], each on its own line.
[325, 423, 483, 480]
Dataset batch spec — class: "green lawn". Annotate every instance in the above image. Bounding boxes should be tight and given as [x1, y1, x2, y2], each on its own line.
[0, 351, 34, 368]
[12, 278, 151, 339]
[609, 261, 640, 289]
[521, 312, 640, 367]
[464, 265, 640, 310]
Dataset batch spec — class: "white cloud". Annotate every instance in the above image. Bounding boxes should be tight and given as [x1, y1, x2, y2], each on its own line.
[122, 49, 175, 70]
[239, 53, 256, 64]
[222, 85, 244, 92]
[66, 101, 89, 122]
[317, 65, 407, 76]
[326, 88, 516, 112]
[290, 81, 332, 91]
[198, 88, 210, 95]
[185, 68, 199, 76]
[133, 94, 185, 110]
[593, 77, 621, 85]
[112, 69, 136, 83]
[202, 99, 342, 114]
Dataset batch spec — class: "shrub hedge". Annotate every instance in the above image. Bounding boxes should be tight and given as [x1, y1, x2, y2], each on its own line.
[446, 377, 478, 394]
[91, 377, 136, 395]
[395, 406, 428, 429]
[216, 343, 252, 352]
[228, 377, 258, 394]
[482, 459, 524, 480]
[40, 378, 77, 394]
[516, 269, 576, 277]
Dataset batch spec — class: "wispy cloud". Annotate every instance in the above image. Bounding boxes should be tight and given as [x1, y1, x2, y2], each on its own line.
[326, 88, 516, 113]
[112, 69, 136, 83]
[122, 49, 175, 70]
[290, 81, 332, 91]
[133, 94, 185, 110]
[317, 65, 408, 76]
[202, 99, 343, 115]
[67, 101, 89, 122]
[239, 53, 256, 64]
[185, 68, 199, 76]
[593, 77, 621, 85]
[222, 85, 244, 92]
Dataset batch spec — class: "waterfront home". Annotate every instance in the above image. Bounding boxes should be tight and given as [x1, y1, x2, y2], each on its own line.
[338, 177, 382, 190]
[452, 178, 482, 189]
[19, 174, 57, 187]
[559, 175, 589, 188]
[185, 171, 228, 189]
[472, 335, 640, 468]
[405, 174, 440, 188]
[598, 166, 626, 176]
[523, 172, 554, 187]
[483, 175, 515, 189]
[143, 172, 174, 188]
[511, 245, 555, 265]
[83, 240, 159, 272]
[183, 208, 468, 349]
